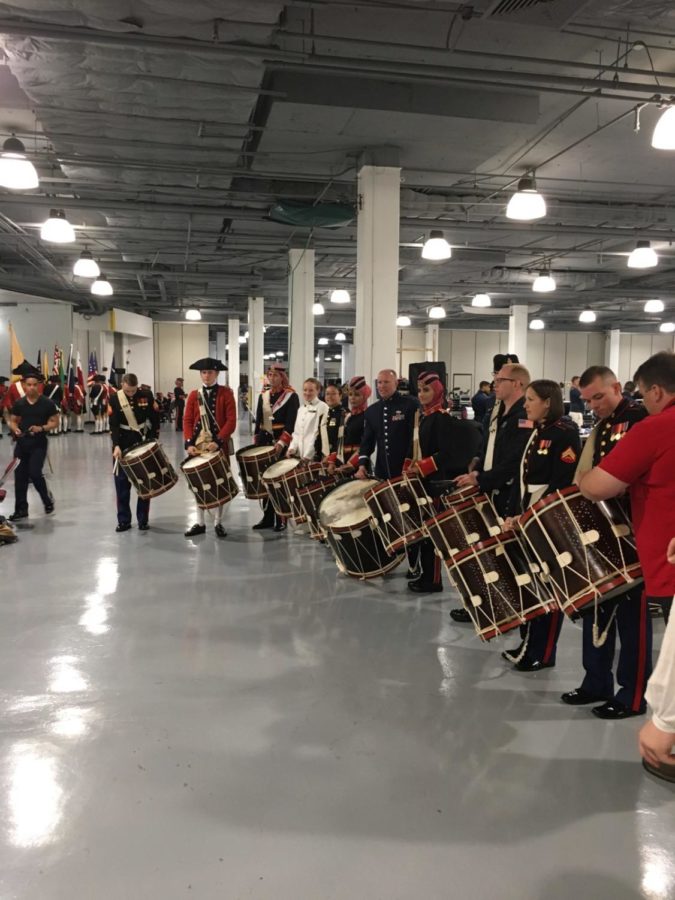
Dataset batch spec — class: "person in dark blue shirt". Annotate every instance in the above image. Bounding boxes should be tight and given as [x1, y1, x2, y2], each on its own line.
[471, 381, 492, 420]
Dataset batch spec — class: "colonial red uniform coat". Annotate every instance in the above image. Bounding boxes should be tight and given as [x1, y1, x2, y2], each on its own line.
[3, 381, 43, 411]
[183, 384, 237, 450]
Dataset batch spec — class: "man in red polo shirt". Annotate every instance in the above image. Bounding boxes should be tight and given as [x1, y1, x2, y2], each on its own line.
[579, 351, 675, 634]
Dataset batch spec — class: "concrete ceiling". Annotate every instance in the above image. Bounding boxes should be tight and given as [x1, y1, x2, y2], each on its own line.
[1, 0, 675, 353]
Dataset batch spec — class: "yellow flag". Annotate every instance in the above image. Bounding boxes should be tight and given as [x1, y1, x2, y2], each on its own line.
[42, 349, 50, 381]
[9, 323, 25, 382]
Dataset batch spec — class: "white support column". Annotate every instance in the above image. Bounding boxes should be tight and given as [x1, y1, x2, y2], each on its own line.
[425, 323, 439, 362]
[355, 161, 400, 388]
[508, 304, 529, 363]
[247, 298, 265, 420]
[216, 330, 227, 385]
[227, 318, 240, 403]
[341, 343, 355, 384]
[288, 248, 315, 393]
[605, 328, 620, 374]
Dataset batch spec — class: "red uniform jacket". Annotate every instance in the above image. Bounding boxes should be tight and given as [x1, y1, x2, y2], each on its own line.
[3, 381, 44, 410]
[183, 385, 236, 450]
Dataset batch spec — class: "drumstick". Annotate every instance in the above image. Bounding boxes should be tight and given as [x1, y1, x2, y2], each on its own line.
[113, 458, 120, 476]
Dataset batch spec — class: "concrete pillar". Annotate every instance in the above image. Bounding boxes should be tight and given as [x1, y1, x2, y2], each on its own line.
[316, 349, 325, 383]
[354, 159, 400, 388]
[605, 328, 620, 374]
[247, 298, 264, 420]
[508, 304, 529, 363]
[215, 330, 227, 385]
[288, 248, 315, 394]
[341, 343, 355, 384]
[227, 318, 240, 403]
[425, 323, 439, 362]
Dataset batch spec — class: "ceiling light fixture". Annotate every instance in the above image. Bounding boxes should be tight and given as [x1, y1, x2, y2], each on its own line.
[0, 136, 39, 190]
[421, 230, 451, 261]
[628, 240, 658, 269]
[312, 302, 325, 316]
[579, 309, 596, 323]
[659, 321, 675, 333]
[472, 293, 491, 308]
[91, 274, 113, 297]
[529, 318, 545, 330]
[184, 308, 201, 321]
[652, 105, 675, 150]
[428, 305, 446, 319]
[73, 249, 100, 279]
[532, 271, 556, 293]
[318, 337, 329, 346]
[644, 299, 665, 314]
[506, 175, 546, 221]
[275, 351, 284, 357]
[238, 335, 246, 344]
[396, 315, 412, 327]
[324, 355, 332, 361]
[41, 208, 75, 243]
[335, 332, 346, 341]
[334, 353, 342, 360]
[330, 289, 350, 304]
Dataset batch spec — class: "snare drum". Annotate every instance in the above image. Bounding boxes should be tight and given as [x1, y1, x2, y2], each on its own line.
[281, 462, 326, 523]
[120, 441, 178, 499]
[446, 533, 555, 641]
[236, 444, 278, 499]
[319, 479, 404, 579]
[262, 458, 300, 517]
[519, 486, 643, 617]
[364, 474, 432, 555]
[295, 474, 348, 540]
[424, 494, 502, 560]
[181, 451, 239, 509]
[441, 484, 481, 508]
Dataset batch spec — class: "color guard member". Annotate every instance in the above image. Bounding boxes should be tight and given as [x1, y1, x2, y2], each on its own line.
[45, 376, 64, 435]
[90, 374, 109, 434]
[333, 376, 371, 472]
[316, 383, 345, 463]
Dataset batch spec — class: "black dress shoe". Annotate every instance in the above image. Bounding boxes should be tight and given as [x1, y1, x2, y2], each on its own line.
[642, 758, 675, 783]
[184, 523, 206, 537]
[450, 608, 472, 623]
[561, 688, 608, 706]
[214, 524, 227, 539]
[514, 658, 555, 673]
[406, 567, 422, 580]
[408, 581, 443, 594]
[44, 498, 55, 515]
[138, 523, 149, 531]
[252, 517, 274, 530]
[9, 511, 28, 522]
[116, 523, 132, 533]
[273, 521, 287, 532]
[592, 701, 645, 720]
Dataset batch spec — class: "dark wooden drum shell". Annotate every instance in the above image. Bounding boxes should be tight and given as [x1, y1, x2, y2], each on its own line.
[364, 474, 432, 555]
[295, 475, 344, 539]
[424, 494, 502, 561]
[120, 441, 178, 500]
[236, 444, 278, 499]
[181, 451, 239, 509]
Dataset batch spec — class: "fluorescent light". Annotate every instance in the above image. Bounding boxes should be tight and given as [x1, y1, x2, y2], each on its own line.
[73, 250, 100, 278]
[396, 315, 412, 327]
[275, 351, 284, 356]
[579, 309, 596, 323]
[91, 274, 113, 296]
[644, 299, 665, 314]
[325, 356, 332, 361]
[41, 208, 75, 243]
[334, 353, 342, 360]
[529, 318, 545, 330]
[506, 176, 546, 221]
[472, 293, 491, 308]
[238, 335, 246, 344]
[659, 322, 675, 333]
[312, 302, 325, 315]
[421, 230, 451, 261]
[315, 355, 319, 363]
[532, 272, 556, 293]
[185, 308, 201, 321]
[0, 136, 39, 190]
[335, 332, 346, 341]
[652, 106, 675, 150]
[330, 289, 350, 304]
[628, 240, 658, 269]
[245, 331, 249, 339]
[318, 337, 329, 346]
[428, 305, 446, 319]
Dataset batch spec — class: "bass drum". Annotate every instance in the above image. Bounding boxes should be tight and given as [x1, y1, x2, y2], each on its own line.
[319, 479, 404, 579]
[120, 441, 178, 499]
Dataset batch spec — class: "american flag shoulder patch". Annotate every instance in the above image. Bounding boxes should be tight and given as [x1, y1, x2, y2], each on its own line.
[518, 419, 534, 428]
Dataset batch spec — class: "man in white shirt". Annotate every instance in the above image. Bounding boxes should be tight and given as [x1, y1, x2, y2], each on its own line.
[640, 535, 675, 782]
[288, 378, 328, 461]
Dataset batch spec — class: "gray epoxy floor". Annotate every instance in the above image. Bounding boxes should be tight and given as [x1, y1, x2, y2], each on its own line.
[0, 425, 674, 900]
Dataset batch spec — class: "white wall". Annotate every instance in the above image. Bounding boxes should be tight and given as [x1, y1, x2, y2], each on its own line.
[617, 332, 675, 385]
[153, 322, 209, 394]
[0, 291, 73, 375]
[73, 308, 155, 388]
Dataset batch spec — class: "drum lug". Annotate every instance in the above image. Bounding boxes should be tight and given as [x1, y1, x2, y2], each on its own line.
[581, 529, 600, 545]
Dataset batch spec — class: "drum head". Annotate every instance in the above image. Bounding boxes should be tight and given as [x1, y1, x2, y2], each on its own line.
[183, 451, 221, 469]
[124, 441, 156, 460]
[239, 444, 276, 459]
[319, 479, 378, 529]
[263, 458, 299, 481]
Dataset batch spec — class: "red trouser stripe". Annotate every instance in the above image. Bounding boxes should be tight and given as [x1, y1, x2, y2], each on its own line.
[542, 610, 560, 664]
[632, 589, 648, 712]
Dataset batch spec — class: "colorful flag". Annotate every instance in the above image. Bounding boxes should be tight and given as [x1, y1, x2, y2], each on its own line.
[76, 351, 86, 395]
[42, 349, 50, 381]
[108, 354, 117, 389]
[8, 323, 25, 382]
[66, 345, 75, 395]
[37, 348, 41, 371]
[87, 351, 98, 386]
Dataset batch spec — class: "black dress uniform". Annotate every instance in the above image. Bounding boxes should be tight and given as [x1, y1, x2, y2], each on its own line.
[412, 411, 483, 590]
[574, 399, 652, 714]
[358, 391, 419, 479]
[341, 410, 366, 466]
[109, 388, 160, 530]
[507, 417, 581, 670]
[316, 404, 344, 460]
[476, 396, 533, 517]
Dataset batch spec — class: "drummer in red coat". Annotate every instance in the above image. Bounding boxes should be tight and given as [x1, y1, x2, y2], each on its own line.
[183, 357, 237, 539]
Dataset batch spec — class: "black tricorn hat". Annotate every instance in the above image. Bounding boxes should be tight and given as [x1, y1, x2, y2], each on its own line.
[12, 361, 41, 378]
[189, 357, 227, 371]
[94, 374, 107, 383]
[48, 375, 60, 384]
[493, 353, 519, 372]
[0, 376, 9, 383]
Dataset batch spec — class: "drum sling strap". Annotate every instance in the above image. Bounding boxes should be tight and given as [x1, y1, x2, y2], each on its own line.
[411, 410, 421, 463]
[196, 388, 234, 455]
[118, 390, 146, 437]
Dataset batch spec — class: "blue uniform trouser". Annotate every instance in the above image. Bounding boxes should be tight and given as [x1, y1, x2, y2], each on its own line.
[580, 586, 652, 712]
[523, 608, 564, 665]
[14, 438, 50, 513]
[114, 467, 150, 527]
